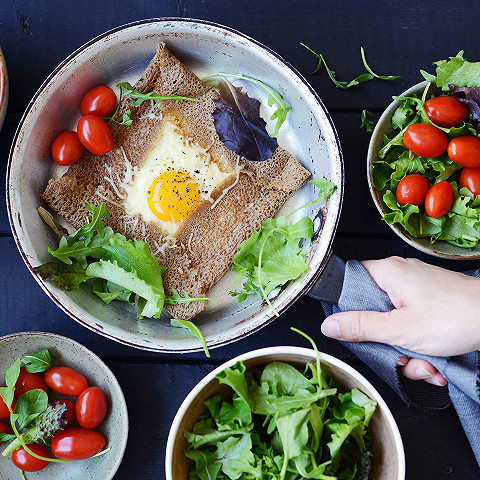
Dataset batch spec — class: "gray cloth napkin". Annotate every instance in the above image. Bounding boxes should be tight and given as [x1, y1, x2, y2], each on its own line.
[321, 260, 480, 467]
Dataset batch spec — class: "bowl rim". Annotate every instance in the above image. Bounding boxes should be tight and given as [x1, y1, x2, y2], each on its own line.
[0, 330, 129, 480]
[165, 345, 406, 480]
[0, 46, 8, 129]
[366, 80, 480, 260]
[6, 17, 344, 353]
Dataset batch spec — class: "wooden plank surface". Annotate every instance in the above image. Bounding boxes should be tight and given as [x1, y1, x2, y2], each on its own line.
[0, 1, 479, 479]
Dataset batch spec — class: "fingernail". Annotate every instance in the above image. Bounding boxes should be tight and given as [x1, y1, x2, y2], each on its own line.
[321, 320, 342, 339]
[415, 367, 432, 379]
[431, 377, 447, 387]
[396, 356, 408, 367]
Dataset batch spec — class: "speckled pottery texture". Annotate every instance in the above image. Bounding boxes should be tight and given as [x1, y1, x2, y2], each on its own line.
[0, 332, 128, 480]
[165, 347, 406, 480]
[367, 81, 480, 259]
[0, 45, 8, 132]
[7, 19, 344, 353]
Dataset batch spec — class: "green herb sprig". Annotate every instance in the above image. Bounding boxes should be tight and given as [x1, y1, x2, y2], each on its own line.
[301, 43, 399, 89]
[360, 109, 375, 133]
[106, 82, 202, 126]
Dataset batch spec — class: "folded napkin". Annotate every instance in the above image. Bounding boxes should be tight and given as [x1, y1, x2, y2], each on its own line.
[321, 260, 480, 467]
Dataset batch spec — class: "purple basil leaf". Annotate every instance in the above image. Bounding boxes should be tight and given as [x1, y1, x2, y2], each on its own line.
[449, 84, 480, 131]
[212, 79, 278, 161]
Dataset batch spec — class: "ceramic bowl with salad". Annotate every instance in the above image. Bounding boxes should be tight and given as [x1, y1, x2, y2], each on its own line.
[368, 51, 480, 258]
[165, 334, 405, 480]
[0, 331, 128, 480]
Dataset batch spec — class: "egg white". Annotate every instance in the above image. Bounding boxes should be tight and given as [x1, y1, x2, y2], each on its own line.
[122, 121, 232, 236]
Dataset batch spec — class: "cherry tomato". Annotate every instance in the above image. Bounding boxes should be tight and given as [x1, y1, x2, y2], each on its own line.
[424, 96, 468, 127]
[44, 367, 88, 396]
[77, 115, 113, 155]
[403, 123, 448, 158]
[447, 136, 480, 167]
[11, 444, 50, 472]
[51, 131, 84, 166]
[75, 387, 107, 429]
[395, 174, 430, 206]
[0, 421, 10, 445]
[0, 393, 15, 419]
[52, 428, 106, 460]
[460, 167, 480, 196]
[425, 181, 454, 218]
[53, 399, 76, 428]
[15, 367, 49, 397]
[80, 85, 117, 117]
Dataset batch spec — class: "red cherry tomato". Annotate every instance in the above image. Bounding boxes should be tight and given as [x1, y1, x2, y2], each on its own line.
[51, 131, 84, 166]
[52, 428, 106, 460]
[15, 367, 49, 397]
[80, 85, 117, 117]
[447, 136, 480, 167]
[425, 181, 454, 218]
[424, 96, 468, 127]
[403, 123, 448, 158]
[11, 444, 49, 472]
[44, 367, 88, 396]
[460, 167, 480, 196]
[395, 174, 430, 206]
[53, 399, 76, 428]
[0, 393, 16, 419]
[77, 115, 113, 155]
[0, 421, 10, 445]
[75, 387, 107, 429]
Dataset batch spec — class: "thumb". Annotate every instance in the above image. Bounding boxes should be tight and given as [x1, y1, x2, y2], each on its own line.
[321, 309, 407, 345]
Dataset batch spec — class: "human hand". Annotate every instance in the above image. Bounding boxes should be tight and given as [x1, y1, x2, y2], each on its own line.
[321, 257, 480, 382]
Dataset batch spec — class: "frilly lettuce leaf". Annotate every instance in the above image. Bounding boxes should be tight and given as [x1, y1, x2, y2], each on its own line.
[86, 260, 164, 318]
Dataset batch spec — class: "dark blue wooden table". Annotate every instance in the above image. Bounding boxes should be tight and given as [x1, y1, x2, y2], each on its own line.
[1, 1, 479, 478]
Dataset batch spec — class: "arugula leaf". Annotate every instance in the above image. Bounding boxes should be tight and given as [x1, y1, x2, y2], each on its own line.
[184, 449, 222, 480]
[21, 350, 55, 373]
[34, 262, 91, 291]
[15, 389, 49, 430]
[360, 47, 400, 81]
[92, 278, 135, 305]
[360, 109, 374, 133]
[112, 82, 202, 126]
[165, 289, 213, 306]
[170, 319, 210, 358]
[202, 73, 291, 137]
[69, 203, 109, 245]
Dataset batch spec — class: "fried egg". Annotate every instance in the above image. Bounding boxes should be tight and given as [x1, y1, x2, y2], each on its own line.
[123, 121, 232, 236]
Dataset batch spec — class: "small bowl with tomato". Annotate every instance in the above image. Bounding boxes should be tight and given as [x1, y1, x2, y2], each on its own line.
[368, 81, 480, 259]
[0, 331, 128, 479]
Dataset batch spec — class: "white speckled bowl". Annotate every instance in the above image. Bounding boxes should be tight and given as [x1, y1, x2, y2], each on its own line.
[0, 45, 8, 132]
[0, 332, 128, 480]
[166, 347, 405, 480]
[367, 81, 480, 259]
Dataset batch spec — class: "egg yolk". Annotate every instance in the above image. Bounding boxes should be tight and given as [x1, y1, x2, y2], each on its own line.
[147, 171, 200, 222]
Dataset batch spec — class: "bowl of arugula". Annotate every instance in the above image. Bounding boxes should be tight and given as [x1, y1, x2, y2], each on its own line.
[165, 332, 405, 480]
[368, 51, 480, 259]
[0, 331, 128, 480]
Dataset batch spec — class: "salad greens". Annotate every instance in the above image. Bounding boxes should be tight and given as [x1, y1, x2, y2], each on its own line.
[184, 329, 376, 480]
[0, 351, 70, 467]
[230, 179, 336, 315]
[360, 110, 374, 134]
[301, 43, 399, 89]
[202, 73, 291, 138]
[372, 52, 480, 248]
[37, 203, 211, 319]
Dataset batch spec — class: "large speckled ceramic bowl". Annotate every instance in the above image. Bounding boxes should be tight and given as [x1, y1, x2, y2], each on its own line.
[367, 81, 480, 259]
[166, 347, 405, 480]
[0, 332, 128, 480]
[0, 45, 8, 132]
